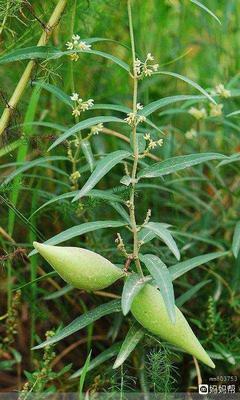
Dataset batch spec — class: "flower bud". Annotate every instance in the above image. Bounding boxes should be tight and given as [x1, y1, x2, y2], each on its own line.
[33, 242, 125, 291]
[131, 283, 215, 368]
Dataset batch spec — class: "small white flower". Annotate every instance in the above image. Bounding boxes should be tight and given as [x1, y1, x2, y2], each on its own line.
[136, 103, 143, 110]
[70, 93, 79, 101]
[215, 84, 231, 99]
[66, 41, 74, 50]
[185, 129, 197, 139]
[87, 99, 94, 107]
[78, 41, 91, 51]
[72, 34, 80, 41]
[91, 123, 104, 135]
[148, 140, 157, 149]
[138, 115, 146, 123]
[72, 108, 81, 117]
[146, 53, 154, 61]
[158, 139, 164, 146]
[189, 107, 207, 120]
[152, 64, 159, 72]
[144, 133, 151, 141]
[210, 103, 223, 117]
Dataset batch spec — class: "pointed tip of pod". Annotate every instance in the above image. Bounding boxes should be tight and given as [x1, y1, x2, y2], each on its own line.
[203, 356, 215, 369]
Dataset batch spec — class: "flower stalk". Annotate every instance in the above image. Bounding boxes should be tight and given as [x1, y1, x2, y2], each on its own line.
[127, 0, 144, 278]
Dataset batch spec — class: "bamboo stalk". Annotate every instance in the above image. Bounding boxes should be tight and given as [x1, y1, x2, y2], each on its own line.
[0, 0, 68, 137]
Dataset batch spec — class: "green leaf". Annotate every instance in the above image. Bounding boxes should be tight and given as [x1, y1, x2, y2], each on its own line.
[227, 110, 240, 117]
[0, 46, 60, 64]
[32, 299, 121, 349]
[44, 284, 73, 300]
[138, 224, 171, 244]
[79, 350, 92, 396]
[155, 71, 216, 104]
[121, 273, 150, 316]
[138, 153, 227, 179]
[176, 280, 211, 307]
[29, 190, 123, 219]
[190, 0, 221, 25]
[113, 323, 145, 369]
[169, 251, 226, 280]
[232, 221, 240, 259]
[144, 222, 180, 260]
[29, 220, 126, 256]
[140, 254, 176, 323]
[48, 116, 125, 150]
[0, 45, 130, 71]
[72, 150, 131, 201]
[70, 342, 122, 379]
[110, 202, 131, 224]
[81, 140, 95, 172]
[51, 49, 130, 72]
[0, 156, 67, 187]
[32, 81, 72, 106]
[139, 95, 204, 117]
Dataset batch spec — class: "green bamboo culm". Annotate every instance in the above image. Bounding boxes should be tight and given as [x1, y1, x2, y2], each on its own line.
[131, 284, 215, 369]
[33, 242, 125, 291]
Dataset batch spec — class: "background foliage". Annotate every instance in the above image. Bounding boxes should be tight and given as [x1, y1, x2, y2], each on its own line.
[0, 0, 239, 395]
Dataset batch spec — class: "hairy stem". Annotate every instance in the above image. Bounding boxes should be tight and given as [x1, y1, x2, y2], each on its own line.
[0, 0, 68, 137]
[128, 0, 143, 278]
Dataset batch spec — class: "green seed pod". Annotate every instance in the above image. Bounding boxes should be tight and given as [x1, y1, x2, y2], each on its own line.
[131, 284, 215, 368]
[33, 242, 125, 291]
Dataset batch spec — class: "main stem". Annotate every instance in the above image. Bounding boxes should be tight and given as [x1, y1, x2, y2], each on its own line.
[128, 0, 143, 278]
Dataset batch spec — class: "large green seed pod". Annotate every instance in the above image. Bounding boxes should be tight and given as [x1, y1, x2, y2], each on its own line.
[33, 242, 125, 291]
[131, 284, 215, 368]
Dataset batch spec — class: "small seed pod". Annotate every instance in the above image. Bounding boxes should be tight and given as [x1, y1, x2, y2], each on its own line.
[33, 242, 125, 291]
[131, 283, 215, 368]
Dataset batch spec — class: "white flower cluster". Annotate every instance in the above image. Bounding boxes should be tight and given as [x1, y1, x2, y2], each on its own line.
[144, 133, 163, 150]
[70, 93, 94, 117]
[124, 103, 146, 126]
[91, 123, 104, 135]
[188, 107, 207, 120]
[66, 34, 91, 61]
[189, 103, 224, 121]
[212, 83, 231, 99]
[134, 53, 159, 78]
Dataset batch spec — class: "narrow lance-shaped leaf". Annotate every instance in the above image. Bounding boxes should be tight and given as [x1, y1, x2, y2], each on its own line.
[0, 156, 67, 187]
[176, 280, 211, 307]
[29, 190, 123, 219]
[48, 116, 125, 151]
[155, 71, 216, 104]
[29, 220, 126, 256]
[121, 273, 151, 316]
[139, 95, 204, 117]
[70, 342, 122, 379]
[138, 224, 172, 244]
[232, 221, 240, 259]
[169, 251, 227, 281]
[138, 153, 227, 179]
[144, 222, 180, 260]
[72, 150, 131, 201]
[190, 0, 221, 25]
[81, 140, 95, 172]
[140, 254, 176, 323]
[113, 323, 145, 369]
[32, 299, 121, 349]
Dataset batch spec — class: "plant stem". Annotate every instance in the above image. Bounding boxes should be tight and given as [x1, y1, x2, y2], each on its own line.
[127, 0, 144, 278]
[0, 0, 68, 137]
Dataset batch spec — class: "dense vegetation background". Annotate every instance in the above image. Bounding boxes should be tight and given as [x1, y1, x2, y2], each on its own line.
[0, 0, 239, 396]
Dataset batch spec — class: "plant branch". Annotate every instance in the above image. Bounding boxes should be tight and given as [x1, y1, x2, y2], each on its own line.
[0, 0, 68, 137]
